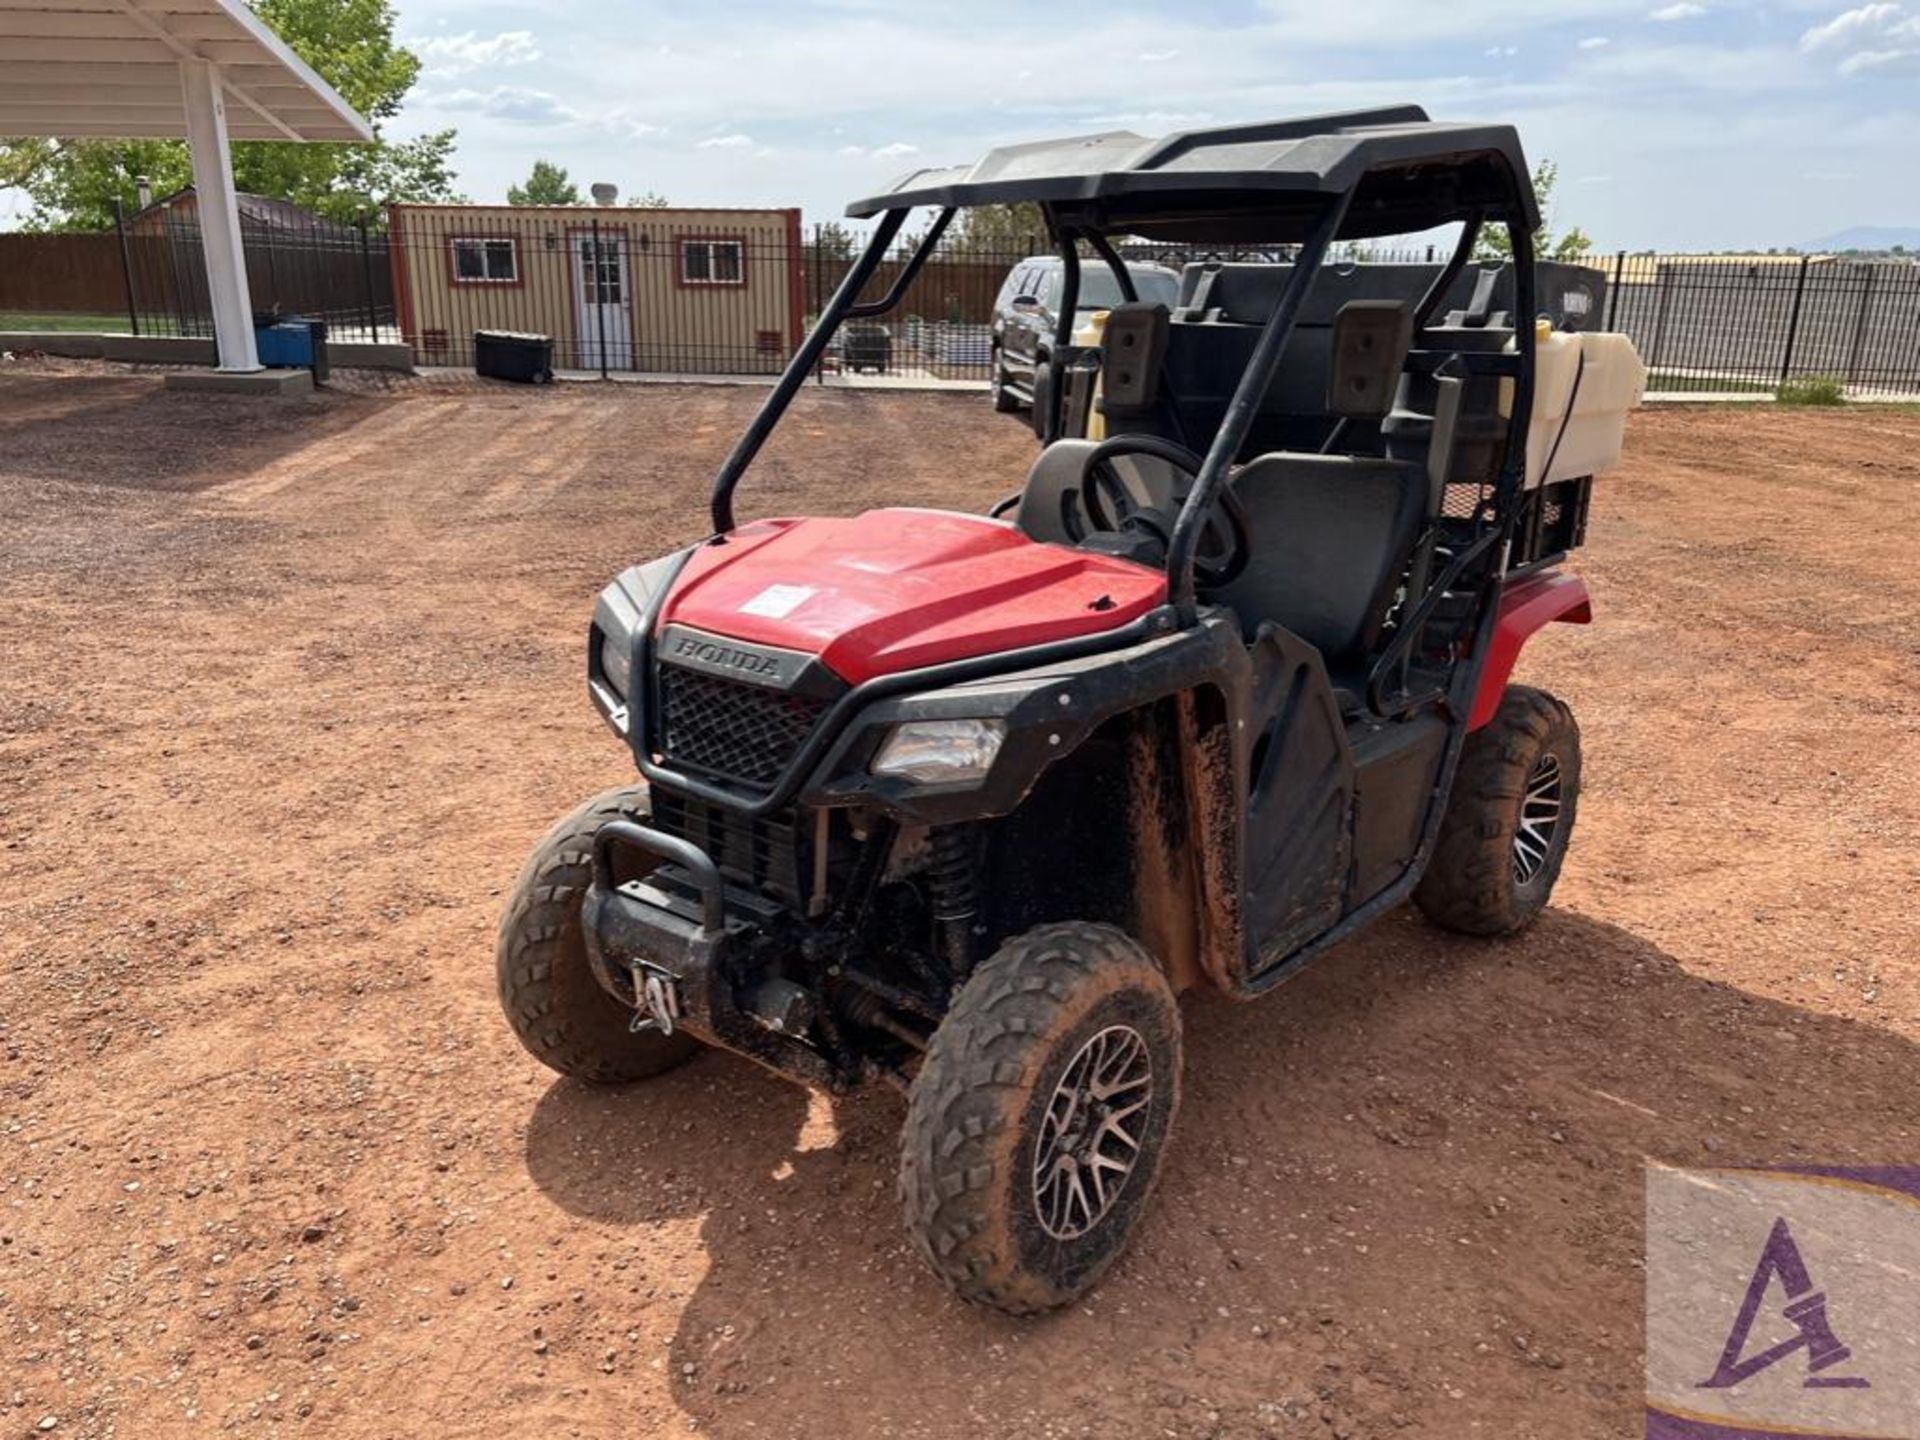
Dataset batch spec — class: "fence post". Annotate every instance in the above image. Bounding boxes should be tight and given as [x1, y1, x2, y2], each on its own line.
[357, 221, 379, 341]
[113, 197, 140, 336]
[1605, 250, 1625, 332]
[591, 214, 609, 380]
[164, 206, 190, 337]
[1649, 264, 1673, 372]
[1778, 253, 1812, 385]
[1844, 264, 1877, 387]
[809, 224, 824, 386]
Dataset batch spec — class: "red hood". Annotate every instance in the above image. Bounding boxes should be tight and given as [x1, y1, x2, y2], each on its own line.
[659, 509, 1166, 685]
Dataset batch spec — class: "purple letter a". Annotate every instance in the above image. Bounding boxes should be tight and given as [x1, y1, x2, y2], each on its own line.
[1699, 1216, 1868, 1391]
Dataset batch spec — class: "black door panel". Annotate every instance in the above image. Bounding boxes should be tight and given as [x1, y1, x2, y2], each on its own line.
[1239, 623, 1354, 979]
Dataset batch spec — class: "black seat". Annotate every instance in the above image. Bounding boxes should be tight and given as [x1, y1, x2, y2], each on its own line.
[1012, 439, 1175, 547]
[1019, 294, 1428, 664]
[1211, 454, 1427, 664]
[1013, 439, 1101, 546]
[1208, 299, 1425, 666]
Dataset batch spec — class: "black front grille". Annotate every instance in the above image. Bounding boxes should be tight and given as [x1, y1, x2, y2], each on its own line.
[656, 664, 830, 788]
[650, 789, 806, 904]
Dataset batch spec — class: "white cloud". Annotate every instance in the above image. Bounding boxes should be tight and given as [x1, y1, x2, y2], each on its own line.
[1802, 3, 1903, 49]
[412, 30, 540, 75]
[697, 134, 755, 150]
[424, 85, 662, 140]
[433, 84, 579, 127]
[1649, 2, 1705, 19]
[1253, 0, 1655, 47]
[1086, 110, 1217, 129]
[1567, 37, 1808, 90]
[1579, 35, 1612, 48]
[872, 142, 919, 158]
[1839, 45, 1920, 70]
[1801, 2, 1920, 71]
[601, 108, 665, 141]
[377, 0, 1917, 248]
[1137, 48, 1180, 62]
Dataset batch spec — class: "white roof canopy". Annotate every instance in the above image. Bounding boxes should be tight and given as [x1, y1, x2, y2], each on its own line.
[0, 0, 373, 141]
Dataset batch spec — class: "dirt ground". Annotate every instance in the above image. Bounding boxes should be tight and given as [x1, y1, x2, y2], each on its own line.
[2, 363, 1917, 1440]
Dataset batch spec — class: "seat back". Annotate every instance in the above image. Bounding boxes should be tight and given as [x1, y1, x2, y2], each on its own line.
[1012, 439, 1179, 547]
[1013, 439, 1101, 546]
[1213, 454, 1427, 662]
[1161, 285, 1417, 457]
[1098, 302, 1171, 419]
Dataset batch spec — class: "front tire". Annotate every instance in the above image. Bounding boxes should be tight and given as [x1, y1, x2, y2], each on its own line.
[1415, 685, 1582, 936]
[899, 923, 1181, 1314]
[496, 785, 703, 1084]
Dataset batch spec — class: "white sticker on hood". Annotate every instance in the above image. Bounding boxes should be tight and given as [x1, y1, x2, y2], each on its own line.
[740, 584, 815, 620]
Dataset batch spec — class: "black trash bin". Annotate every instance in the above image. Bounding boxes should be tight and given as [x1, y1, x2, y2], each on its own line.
[300, 318, 329, 385]
[474, 330, 554, 384]
[841, 322, 892, 375]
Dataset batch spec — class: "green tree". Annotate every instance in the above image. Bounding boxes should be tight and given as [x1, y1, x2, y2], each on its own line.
[806, 221, 856, 261]
[507, 159, 580, 207]
[1, 139, 52, 190]
[946, 202, 1047, 258]
[631, 191, 671, 209]
[1475, 160, 1594, 263]
[0, 0, 458, 229]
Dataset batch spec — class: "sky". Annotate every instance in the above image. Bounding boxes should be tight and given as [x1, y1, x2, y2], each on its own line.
[8, 0, 1920, 248]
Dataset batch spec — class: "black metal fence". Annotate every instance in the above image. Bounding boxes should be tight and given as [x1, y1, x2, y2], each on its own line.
[15, 213, 1920, 397]
[118, 203, 395, 343]
[1599, 253, 1920, 396]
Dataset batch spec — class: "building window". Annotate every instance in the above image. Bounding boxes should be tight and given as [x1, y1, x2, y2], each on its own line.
[451, 237, 518, 284]
[680, 238, 745, 286]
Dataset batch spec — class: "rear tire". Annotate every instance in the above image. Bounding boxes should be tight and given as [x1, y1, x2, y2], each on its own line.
[1415, 685, 1581, 936]
[496, 785, 703, 1084]
[899, 923, 1180, 1314]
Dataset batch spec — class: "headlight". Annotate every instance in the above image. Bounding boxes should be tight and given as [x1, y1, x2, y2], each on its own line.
[871, 719, 1006, 785]
[598, 628, 632, 699]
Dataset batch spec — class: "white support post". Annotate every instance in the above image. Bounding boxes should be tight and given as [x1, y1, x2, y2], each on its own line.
[179, 56, 259, 372]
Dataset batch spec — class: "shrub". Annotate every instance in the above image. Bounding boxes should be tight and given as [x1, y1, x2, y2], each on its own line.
[1777, 375, 1846, 406]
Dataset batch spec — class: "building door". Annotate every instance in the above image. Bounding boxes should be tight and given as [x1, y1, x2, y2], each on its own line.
[572, 231, 632, 370]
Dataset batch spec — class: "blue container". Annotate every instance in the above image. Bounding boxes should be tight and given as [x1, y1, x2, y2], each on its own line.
[254, 321, 315, 368]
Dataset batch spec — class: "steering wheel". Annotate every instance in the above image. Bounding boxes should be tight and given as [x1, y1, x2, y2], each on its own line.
[1079, 435, 1252, 588]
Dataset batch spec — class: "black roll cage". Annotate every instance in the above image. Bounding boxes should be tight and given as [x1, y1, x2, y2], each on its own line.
[708, 166, 1540, 631]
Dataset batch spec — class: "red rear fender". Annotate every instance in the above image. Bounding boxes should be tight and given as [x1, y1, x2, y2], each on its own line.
[1467, 571, 1592, 730]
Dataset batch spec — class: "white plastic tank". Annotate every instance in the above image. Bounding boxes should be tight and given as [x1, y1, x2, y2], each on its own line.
[1514, 320, 1648, 488]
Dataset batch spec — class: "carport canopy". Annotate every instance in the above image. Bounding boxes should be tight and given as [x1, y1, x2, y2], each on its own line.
[0, 0, 374, 370]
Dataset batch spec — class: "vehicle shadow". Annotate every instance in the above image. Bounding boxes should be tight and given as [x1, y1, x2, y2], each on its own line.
[524, 905, 1916, 1439]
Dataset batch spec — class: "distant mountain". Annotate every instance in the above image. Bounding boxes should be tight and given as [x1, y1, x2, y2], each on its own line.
[1806, 226, 1920, 252]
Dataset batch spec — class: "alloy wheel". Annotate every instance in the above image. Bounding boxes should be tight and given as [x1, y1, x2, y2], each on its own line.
[1032, 1024, 1153, 1240]
[1512, 752, 1564, 885]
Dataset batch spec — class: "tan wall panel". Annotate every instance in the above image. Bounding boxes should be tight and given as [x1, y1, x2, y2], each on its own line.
[390, 204, 799, 373]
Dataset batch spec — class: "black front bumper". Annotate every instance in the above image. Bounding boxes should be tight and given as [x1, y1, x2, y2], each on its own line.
[580, 821, 845, 1089]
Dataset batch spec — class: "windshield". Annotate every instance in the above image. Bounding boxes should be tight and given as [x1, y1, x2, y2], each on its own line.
[1077, 267, 1179, 311]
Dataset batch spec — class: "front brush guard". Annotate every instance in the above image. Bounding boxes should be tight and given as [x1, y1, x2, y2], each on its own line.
[580, 820, 847, 1089]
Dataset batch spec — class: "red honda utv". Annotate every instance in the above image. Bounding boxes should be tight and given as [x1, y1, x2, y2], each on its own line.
[497, 106, 1644, 1314]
